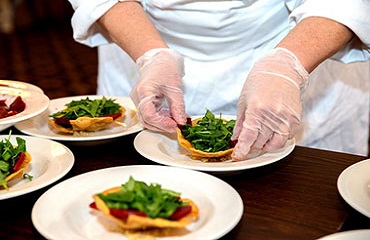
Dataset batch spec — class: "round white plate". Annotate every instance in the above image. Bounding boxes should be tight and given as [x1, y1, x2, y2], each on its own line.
[134, 130, 295, 174]
[316, 229, 370, 240]
[0, 79, 44, 93]
[337, 159, 370, 218]
[32, 165, 243, 240]
[0, 86, 50, 125]
[15, 95, 143, 142]
[0, 135, 74, 200]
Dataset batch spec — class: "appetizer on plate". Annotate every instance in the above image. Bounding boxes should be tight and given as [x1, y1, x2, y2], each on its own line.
[177, 109, 236, 162]
[90, 176, 198, 237]
[48, 96, 125, 134]
[0, 96, 26, 119]
[0, 132, 31, 189]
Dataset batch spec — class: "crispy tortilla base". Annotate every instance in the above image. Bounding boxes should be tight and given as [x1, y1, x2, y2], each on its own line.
[93, 186, 199, 231]
[5, 151, 32, 182]
[177, 118, 233, 162]
[49, 106, 126, 133]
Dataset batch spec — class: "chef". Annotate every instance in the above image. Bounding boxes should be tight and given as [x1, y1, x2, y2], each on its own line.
[68, 0, 370, 160]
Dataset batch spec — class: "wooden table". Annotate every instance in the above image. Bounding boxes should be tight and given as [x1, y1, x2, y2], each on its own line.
[1, 128, 370, 240]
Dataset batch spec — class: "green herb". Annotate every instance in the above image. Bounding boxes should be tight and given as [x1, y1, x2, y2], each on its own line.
[0, 131, 26, 189]
[49, 96, 122, 120]
[181, 109, 235, 152]
[23, 173, 33, 181]
[98, 176, 188, 219]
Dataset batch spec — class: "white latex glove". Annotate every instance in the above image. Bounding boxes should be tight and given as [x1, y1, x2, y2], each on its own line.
[130, 48, 187, 132]
[232, 47, 309, 161]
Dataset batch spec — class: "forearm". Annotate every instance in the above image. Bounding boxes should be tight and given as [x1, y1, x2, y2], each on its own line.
[97, 1, 167, 61]
[277, 17, 354, 72]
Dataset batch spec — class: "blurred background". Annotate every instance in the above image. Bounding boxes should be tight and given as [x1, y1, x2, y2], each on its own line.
[0, 0, 98, 99]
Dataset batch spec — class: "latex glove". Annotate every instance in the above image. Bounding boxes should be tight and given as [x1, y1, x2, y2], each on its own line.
[232, 47, 309, 161]
[130, 48, 187, 132]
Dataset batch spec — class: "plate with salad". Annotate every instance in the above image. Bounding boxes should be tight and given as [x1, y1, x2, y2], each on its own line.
[32, 165, 243, 239]
[0, 134, 74, 200]
[15, 95, 143, 142]
[134, 115, 295, 174]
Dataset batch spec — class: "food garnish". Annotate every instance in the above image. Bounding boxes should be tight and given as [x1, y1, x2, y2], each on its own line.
[90, 176, 198, 232]
[48, 96, 125, 133]
[177, 109, 236, 162]
[0, 96, 26, 119]
[0, 131, 32, 189]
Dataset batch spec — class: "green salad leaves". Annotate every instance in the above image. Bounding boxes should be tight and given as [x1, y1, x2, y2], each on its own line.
[0, 133, 26, 189]
[180, 109, 236, 152]
[49, 97, 122, 120]
[97, 176, 188, 219]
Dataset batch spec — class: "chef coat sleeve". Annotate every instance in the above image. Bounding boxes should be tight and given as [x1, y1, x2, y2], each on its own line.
[287, 0, 370, 63]
[68, 0, 142, 47]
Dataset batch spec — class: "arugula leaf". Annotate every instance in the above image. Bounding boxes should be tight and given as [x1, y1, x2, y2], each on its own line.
[181, 109, 235, 152]
[0, 131, 27, 189]
[97, 176, 187, 219]
[49, 96, 122, 120]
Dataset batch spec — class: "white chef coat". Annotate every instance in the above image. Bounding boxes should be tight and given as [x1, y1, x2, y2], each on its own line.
[68, 0, 370, 155]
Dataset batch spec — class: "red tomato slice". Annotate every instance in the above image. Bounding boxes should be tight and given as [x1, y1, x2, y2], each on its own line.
[170, 205, 192, 220]
[110, 208, 147, 220]
[12, 152, 26, 172]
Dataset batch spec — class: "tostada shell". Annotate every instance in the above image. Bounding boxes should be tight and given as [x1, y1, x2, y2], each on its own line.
[5, 151, 32, 183]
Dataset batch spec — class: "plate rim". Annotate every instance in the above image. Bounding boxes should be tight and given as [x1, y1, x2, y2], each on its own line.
[337, 158, 370, 218]
[31, 165, 244, 239]
[0, 134, 74, 200]
[133, 129, 295, 173]
[14, 95, 143, 141]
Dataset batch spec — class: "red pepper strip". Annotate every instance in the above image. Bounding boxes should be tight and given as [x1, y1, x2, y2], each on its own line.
[170, 205, 192, 220]
[89, 202, 97, 209]
[13, 152, 26, 172]
[54, 117, 72, 127]
[110, 208, 147, 220]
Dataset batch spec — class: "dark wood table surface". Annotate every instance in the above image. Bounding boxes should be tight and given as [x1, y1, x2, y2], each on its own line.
[1, 127, 370, 240]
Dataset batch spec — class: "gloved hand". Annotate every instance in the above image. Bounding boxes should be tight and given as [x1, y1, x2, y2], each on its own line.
[130, 48, 187, 132]
[231, 47, 309, 161]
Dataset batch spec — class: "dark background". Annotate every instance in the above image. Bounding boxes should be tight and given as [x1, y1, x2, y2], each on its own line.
[0, 0, 98, 99]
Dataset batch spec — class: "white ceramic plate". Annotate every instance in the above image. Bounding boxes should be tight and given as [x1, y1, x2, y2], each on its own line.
[15, 95, 143, 142]
[32, 165, 243, 240]
[0, 79, 44, 93]
[134, 130, 295, 174]
[0, 135, 74, 200]
[337, 159, 370, 218]
[0, 86, 49, 125]
[316, 229, 370, 240]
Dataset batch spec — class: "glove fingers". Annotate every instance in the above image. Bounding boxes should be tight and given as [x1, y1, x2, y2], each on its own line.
[136, 96, 179, 132]
[263, 133, 289, 152]
[163, 86, 187, 127]
[231, 116, 260, 161]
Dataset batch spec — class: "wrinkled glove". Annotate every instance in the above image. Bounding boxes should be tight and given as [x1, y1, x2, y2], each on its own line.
[231, 47, 309, 161]
[130, 48, 187, 132]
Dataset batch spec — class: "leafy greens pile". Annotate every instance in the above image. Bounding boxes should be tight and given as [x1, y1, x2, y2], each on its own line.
[180, 109, 236, 152]
[0, 133, 26, 189]
[97, 176, 188, 219]
[49, 96, 122, 120]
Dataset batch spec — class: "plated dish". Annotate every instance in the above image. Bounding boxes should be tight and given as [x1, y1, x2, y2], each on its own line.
[32, 165, 243, 240]
[316, 229, 370, 240]
[0, 79, 44, 93]
[15, 95, 143, 142]
[337, 159, 370, 218]
[0, 135, 74, 200]
[134, 130, 295, 174]
[0, 86, 49, 125]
